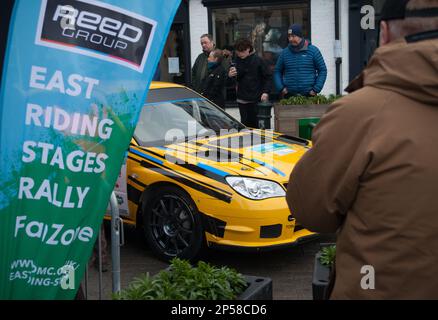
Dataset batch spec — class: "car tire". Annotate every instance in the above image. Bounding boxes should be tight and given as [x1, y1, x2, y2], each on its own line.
[142, 186, 205, 262]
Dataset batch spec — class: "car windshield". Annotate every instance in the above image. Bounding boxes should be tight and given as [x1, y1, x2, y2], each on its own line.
[134, 87, 245, 147]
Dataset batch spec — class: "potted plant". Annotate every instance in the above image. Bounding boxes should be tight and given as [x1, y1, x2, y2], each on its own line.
[274, 94, 342, 137]
[114, 258, 272, 300]
[312, 244, 336, 300]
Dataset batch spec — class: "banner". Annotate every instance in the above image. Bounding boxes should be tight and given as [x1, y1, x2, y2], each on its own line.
[0, 0, 181, 299]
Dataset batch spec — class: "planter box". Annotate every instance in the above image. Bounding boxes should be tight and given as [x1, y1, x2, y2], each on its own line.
[312, 252, 331, 300]
[238, 275, 273, 300]
[274, 103, 331, 137]
[164, 267, 272, 300]
[312, 243, 336, 300]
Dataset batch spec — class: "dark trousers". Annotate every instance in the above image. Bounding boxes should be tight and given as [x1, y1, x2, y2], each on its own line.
[238, 102, 258, 128]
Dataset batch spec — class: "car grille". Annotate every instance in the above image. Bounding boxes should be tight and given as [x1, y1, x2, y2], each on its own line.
[260, 224, 282, 238]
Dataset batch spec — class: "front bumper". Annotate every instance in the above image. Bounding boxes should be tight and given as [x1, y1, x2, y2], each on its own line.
[207, 232, 319, 252]
[198, 195, 315, 249]
[201, 211, 316, 249]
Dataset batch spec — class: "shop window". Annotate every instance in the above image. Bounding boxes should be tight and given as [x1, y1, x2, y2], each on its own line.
[212, 3, 310, 104]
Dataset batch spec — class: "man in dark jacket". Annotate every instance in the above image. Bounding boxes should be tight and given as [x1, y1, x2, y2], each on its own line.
[191, 34, 215, 93]
[199, 49, 226, 108]
[286, 0, 438, 299]
[228, 38, 271, 128]
[274, 24, 327, 97]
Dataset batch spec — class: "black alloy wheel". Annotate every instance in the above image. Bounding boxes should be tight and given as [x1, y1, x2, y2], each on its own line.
[143, 186, 204, 261]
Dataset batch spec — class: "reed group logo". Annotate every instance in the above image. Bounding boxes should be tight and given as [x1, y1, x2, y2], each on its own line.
[35, 0, 157, 72]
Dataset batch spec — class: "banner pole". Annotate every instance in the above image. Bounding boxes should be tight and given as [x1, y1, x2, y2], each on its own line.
[84, 264, 88, 300]
[110, 192, 121, 295]
[98, 228, 102, 300]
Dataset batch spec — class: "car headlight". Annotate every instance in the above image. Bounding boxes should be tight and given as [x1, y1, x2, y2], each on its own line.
[225, 176, 286, 200]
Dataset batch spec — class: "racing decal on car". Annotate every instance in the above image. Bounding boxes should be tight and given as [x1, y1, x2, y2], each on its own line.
[250, 143, 296, 156]
[127, 149, 232, 203]
[128, 148, 232, 195]
[35, 0, 156, 72]
[131, 147, 232, 185]
[251, 158, 286, 177]
[161, 144, 269, 177]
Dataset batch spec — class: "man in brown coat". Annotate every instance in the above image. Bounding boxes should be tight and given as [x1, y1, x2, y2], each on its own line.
[286, 0, 438, 299]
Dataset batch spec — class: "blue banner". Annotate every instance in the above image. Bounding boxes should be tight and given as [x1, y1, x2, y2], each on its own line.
[0, 0, 181, 299]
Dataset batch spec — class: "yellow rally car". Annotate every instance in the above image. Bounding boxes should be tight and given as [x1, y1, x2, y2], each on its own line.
[111, 82, 316, 261]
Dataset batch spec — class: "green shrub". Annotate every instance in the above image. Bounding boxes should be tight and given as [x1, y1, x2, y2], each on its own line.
[114, 258, 247, 300]
[319, 245, 336, 267]
[280, 94, 342, 106]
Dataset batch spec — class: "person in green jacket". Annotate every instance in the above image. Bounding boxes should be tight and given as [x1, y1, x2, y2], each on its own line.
[191, 34, 215, 93]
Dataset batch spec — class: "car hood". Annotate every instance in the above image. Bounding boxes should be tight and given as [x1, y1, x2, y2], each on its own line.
[146, 129, 310, 184]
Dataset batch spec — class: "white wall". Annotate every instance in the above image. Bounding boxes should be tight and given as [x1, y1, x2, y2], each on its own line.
[311, 0, 350, 95]
[189, 0, 209, 68]
[310, 0, 349, 94]
[311, 0, 335, 95]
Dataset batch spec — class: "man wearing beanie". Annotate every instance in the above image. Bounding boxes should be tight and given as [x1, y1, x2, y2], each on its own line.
[286, 0, 438, 299]
[274, 23, 327, 97]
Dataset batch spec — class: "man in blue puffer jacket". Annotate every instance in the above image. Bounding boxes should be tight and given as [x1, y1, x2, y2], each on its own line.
[274, 24, 327, 97]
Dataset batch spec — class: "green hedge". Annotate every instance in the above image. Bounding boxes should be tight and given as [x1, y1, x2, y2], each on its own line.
[113, 258, 247, 300]
[280, 94, 342, 106]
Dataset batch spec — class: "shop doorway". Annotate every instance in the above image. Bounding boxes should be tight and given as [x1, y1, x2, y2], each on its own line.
[155, 0, 190, 86]
[157, 24, 188, 85]
[349, 0, 385, 81]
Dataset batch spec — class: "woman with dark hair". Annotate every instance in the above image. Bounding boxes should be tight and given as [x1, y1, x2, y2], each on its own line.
[199, 49, 226, 108]
[228, 38, 271, 128]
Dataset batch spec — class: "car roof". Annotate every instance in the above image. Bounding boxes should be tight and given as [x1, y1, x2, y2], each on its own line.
[149, 81, 185, 90]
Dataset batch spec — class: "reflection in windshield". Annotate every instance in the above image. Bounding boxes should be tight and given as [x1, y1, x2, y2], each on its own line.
[134, 98, 245, 147]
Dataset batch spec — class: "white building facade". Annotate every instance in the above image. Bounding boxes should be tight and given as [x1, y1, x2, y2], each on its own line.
[158, 0, 383, 99]
[189, 0, 350, 96]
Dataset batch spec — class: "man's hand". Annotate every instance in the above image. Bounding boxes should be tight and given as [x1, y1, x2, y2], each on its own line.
[309, 90, 317, 97]
[281, 88, 288, 97]
[261, 93, 269, 102]
[228, 67, 237, 78]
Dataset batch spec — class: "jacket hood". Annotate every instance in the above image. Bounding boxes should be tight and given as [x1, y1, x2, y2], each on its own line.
[348, 35, 438, 105]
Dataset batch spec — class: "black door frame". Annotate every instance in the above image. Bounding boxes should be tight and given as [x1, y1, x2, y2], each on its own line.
[172, 0, 191, 86]
[1, 0, 15, 87]
[349, 0, 381, 81]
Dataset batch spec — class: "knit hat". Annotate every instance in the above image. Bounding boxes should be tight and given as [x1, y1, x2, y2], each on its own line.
[288, 24, 303, 38]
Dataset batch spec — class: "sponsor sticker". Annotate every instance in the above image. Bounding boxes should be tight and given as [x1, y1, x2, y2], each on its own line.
[251, 143, 296, 156]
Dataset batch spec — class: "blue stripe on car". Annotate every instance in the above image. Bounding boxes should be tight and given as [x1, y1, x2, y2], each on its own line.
[251, 159, 286, 177]
[196, 163, 230, 177]
[130, 148, 164, 165]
